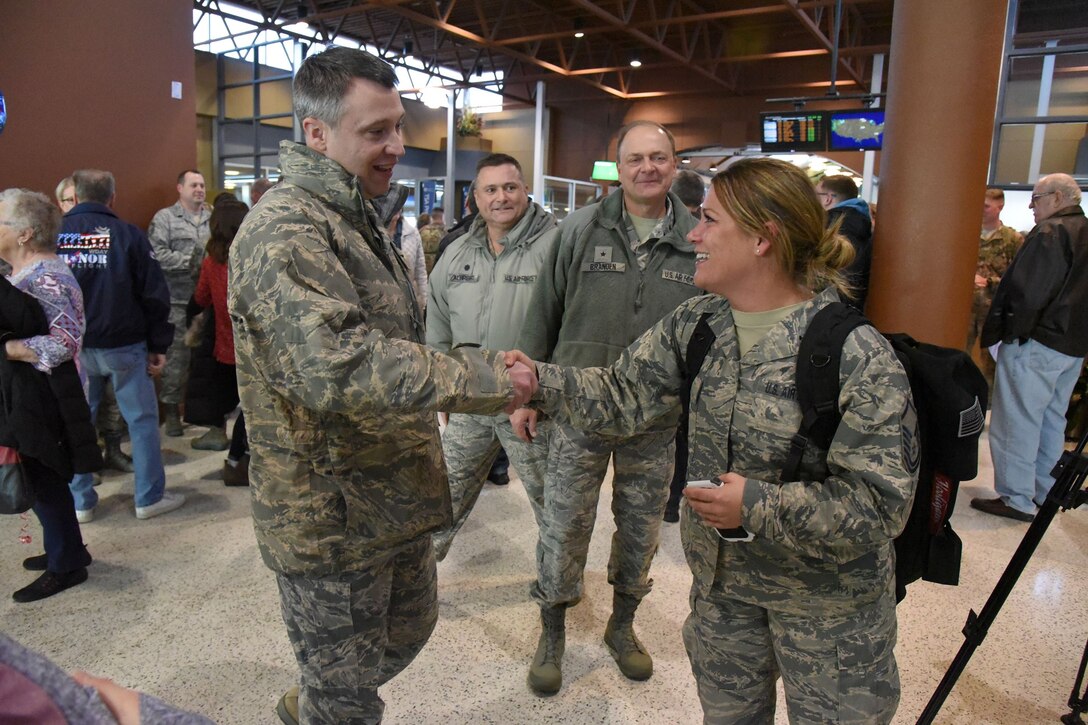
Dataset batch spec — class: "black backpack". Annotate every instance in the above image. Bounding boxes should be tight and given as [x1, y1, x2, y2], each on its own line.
[681, 302, 988, 602]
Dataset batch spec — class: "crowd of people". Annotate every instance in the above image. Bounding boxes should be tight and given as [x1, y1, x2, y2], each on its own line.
[2, 43, 1086, 725]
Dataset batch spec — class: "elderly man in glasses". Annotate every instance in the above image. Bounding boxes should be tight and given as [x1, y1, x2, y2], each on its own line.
[973, 173, 1088, 523]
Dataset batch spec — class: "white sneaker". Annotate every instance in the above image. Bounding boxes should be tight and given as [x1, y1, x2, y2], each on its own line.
[75, 507, 95, 524]
[135, 491, 186, 520]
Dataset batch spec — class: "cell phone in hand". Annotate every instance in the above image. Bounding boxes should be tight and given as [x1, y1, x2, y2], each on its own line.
[684, 480, 754, 542]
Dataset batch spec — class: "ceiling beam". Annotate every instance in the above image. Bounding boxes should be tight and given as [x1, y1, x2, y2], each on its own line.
[781, 0, 867, 88]
[564, 0, 735, 92]
[373, 0, 633, 98]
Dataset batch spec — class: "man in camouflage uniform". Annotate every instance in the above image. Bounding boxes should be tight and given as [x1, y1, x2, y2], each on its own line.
[148, 169, 210, 437]
[513, 120, 698, 694]
[427, 153, 557, 561]
[515, 283, 917, 723]
[228, 48, 535, 725]
[968, 188, 1022, 385]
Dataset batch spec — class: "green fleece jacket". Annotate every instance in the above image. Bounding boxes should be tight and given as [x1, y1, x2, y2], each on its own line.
[517, 189, 698, 368]
[427, 201, 557, 352]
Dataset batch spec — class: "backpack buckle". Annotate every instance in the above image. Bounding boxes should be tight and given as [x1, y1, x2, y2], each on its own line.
[788, 432, 808, 456]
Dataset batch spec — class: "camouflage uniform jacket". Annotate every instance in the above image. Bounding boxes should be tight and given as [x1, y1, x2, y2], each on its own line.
[228, 141, 516, 577]
[535, 287, 918, 614]
[420, 224, 444, 274]
[427, 201, 557, 352]
[517, 189, 698, 371]
[975, 223, 1022, 306]
[148, 201, 210, 304]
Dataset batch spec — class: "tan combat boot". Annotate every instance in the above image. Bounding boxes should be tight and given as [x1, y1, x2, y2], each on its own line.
[162, 403, 183, 437]
[604, 592, 653, 680]
[527, 605, 565, 695]
[276, 685, 299, 724]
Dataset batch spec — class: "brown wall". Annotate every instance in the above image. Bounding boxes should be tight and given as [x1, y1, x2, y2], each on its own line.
[549, 93, 879, 181]
[0, 0, 198, 228]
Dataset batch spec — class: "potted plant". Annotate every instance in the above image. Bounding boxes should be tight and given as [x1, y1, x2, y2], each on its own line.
[456, 108, 483, 137]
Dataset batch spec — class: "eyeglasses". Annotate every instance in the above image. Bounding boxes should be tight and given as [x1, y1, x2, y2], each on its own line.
[61, 197, 75, 205]
[1030, 191, 1056, 202]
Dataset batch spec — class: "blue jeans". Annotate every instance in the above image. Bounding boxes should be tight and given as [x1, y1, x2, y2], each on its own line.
[989, 339, 1082, 514]
[69, 343, 166, 510]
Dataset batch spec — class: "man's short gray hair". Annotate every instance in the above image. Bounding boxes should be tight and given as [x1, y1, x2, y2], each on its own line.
[73, 169, 116, 205]
[0, 188, 62, 253]
[293, 47, 398, 127]
[1044, 173, 1083, 206]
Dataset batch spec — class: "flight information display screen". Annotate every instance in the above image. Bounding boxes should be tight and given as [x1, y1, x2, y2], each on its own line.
[760, 111, 828, 153]
[829, 109, 886, 150]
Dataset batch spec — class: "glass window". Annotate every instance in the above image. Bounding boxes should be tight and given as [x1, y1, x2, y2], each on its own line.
[1003, 52, 1088, 118]
[543, 179, 571, 221]
[992, 122, 1088, 185]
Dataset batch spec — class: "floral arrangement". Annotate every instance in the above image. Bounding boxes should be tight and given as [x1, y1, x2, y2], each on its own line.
[456, 108, 483, 137]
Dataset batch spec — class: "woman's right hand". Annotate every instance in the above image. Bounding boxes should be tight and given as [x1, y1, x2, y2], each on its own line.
[683, 472, 746, 529]
[72, 671, 141, 725]
[4, 339, 39, 364]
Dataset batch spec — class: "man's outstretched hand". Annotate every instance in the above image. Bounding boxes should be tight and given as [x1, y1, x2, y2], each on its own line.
[504, 350, 538, 414]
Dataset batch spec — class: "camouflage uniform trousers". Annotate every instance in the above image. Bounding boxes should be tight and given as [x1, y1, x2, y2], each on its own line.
[530, 421, 674, 608]
[275, 536, 438, 725]
[96, 380, 127, 439]
[683, 583, 899, 724]
[158, 303, 191, 405]
[432, 412, 549, 560]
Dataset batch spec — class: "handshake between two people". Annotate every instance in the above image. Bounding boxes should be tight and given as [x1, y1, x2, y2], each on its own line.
[502, 350, 539, 442]
[496, 349, 746, 529]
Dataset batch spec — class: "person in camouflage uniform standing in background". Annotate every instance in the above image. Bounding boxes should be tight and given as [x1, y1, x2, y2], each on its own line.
[968, 188, 1022, 386]
[228, 47, 536, 725]
[510, 157, 918, 723]
[148, 170, 210, 438]
[512, 120, 698, 694]
[426, 153, 557, 562]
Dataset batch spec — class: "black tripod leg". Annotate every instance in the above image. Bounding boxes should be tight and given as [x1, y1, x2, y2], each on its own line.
[1061, 638, 1088, 724]
[916, 430, 1088, 725]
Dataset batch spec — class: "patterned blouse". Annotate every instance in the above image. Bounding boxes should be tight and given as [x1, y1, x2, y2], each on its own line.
[7, 257, 86, 374]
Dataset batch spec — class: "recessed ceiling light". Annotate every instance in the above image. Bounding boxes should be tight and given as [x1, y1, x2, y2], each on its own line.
[630, 58, 642, 68]
[574, 31, 585, 38]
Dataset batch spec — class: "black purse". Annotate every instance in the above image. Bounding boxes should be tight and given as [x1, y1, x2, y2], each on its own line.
[0, 446, 33, 514]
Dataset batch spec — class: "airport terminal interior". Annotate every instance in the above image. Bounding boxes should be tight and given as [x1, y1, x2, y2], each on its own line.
[2, 0, 1088, 723]
[1, 428, 1086, 723]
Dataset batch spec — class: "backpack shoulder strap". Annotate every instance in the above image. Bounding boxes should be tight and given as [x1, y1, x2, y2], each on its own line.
[782, 301, 869, 482]
[675, 311, 716, 485]
[681, 311, 716, 416]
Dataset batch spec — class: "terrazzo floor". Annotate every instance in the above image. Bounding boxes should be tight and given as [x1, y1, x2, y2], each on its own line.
[2, 420, 1085, 724]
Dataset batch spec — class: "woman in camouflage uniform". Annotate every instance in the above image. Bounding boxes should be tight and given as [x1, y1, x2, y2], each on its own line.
[513, 158, 917, 724]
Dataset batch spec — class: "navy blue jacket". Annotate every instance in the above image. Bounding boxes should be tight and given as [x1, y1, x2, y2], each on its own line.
[57, 202, 174, 353]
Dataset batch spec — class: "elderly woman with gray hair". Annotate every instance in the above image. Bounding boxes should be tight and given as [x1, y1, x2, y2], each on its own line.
[0, 188, 100, 603]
